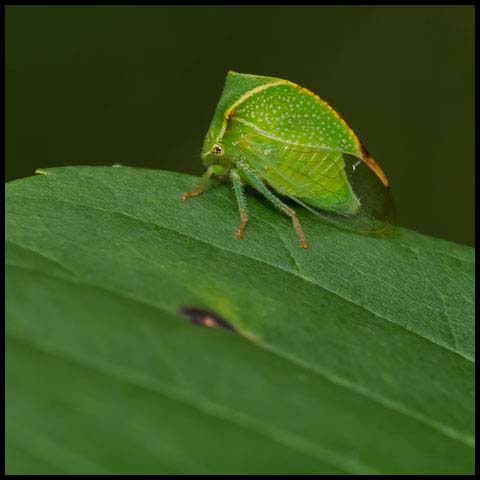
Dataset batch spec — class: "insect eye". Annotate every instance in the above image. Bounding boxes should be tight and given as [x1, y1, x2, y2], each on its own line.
[211, 144, 224, 156]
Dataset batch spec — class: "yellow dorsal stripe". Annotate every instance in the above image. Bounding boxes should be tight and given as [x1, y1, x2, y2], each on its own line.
[216, 81, 287, 142]
[224, 80, 287, 119]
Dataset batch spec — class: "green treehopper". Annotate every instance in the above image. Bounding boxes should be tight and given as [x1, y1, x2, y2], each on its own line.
[181, 71, 394, 248]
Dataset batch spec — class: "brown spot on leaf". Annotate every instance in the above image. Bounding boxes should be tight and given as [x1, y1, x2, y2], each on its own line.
[178, 306, 236, 331]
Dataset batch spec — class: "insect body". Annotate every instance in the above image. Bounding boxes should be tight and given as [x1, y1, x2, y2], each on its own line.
[181, 71, 393, 248]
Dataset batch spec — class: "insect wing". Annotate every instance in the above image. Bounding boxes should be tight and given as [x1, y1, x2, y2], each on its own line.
[241, 137, 395, 236]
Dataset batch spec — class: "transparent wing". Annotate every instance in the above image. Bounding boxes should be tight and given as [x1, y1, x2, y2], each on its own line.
[241, 136, 396, 236]
[290, 154, 396, 236]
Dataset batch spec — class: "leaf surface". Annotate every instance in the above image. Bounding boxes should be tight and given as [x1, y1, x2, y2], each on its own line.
[6, 166, 475, 474]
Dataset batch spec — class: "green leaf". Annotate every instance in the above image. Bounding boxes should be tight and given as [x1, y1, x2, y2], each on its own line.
[6, 166, 474, 475]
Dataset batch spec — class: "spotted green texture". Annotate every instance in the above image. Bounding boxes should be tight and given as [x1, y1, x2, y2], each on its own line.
[6, 167, 474, 474]
[233, 84, 358, 152]
[204, 71, 360, 155]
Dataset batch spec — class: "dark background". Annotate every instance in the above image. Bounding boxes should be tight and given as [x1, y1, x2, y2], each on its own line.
[6, 5, 474, 245]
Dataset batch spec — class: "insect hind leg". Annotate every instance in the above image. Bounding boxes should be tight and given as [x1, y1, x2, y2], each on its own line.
[238, 164, 308, 248]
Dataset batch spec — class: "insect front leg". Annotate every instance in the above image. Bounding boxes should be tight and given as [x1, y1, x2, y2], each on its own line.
[238, 164, 308, 248]
[230, 169, 248, 239]
[180, 166, 214, 201]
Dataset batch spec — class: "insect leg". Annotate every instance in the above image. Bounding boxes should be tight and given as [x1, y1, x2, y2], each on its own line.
[239, 165, 308, 248]
[230, 169, 248, 239]
[180, 166, 213, 201]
